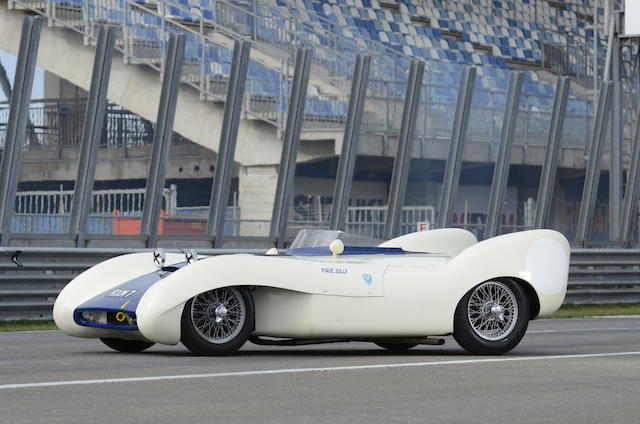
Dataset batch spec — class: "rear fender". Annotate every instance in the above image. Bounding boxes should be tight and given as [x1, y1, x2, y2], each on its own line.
[379, 228, 477, 255]
[447, 229, 570, 317]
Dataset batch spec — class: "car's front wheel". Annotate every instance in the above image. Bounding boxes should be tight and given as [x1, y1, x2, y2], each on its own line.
[181, 286, 254, 355]
[100, 338, 155, 353]
[453, 279, 529, 355]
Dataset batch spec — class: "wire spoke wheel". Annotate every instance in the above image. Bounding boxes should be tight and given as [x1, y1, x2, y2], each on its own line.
[454, 279, 529, 355]
[190, 287, 247, 344]
[467, 281, 518, 341]
[181, 286, 254, 356]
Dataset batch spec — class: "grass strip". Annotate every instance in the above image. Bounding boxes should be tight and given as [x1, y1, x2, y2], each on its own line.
[549, 303, 640, 319]
[0, 320, 58, 332]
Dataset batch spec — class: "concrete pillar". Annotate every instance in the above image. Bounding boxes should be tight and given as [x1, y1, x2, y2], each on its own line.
[238, 165, 278, 237]
[44, 72, 88, 99]
[43, 72, 87, 147]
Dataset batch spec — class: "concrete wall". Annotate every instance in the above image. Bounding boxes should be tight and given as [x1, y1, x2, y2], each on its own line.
[19, 141, 219, 182]
[237, 165, 278, 237]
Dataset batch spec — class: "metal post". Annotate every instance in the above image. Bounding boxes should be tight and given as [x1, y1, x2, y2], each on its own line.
[534, 77, 570, 228]
[383, 60, 425, 240]
[610, 80, 623, 241]
[620, 111, 640, 243]
[206, 40, 251, 247]
[270, 48, 313, 248]
[484, 71, 524, 239]
[0, 59, 12, 100]
[0, 17, 43, 247]
[575, 81, 613, 244]
[68, 26, 116, 246]
[139, 33, 185, 247]
[603, 15, 616, 81]
[606, 13, 623, 240]
[0, 34, 40, 148]
[438, 66, 476, 228]
[329, 55, 371, 231]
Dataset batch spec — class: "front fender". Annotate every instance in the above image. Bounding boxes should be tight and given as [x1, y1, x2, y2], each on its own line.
[135, 254, 388, 344]
[53, 251, 185, 338]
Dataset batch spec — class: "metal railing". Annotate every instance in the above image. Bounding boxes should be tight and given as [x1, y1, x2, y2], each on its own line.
[0, 247, 637, 321]
[0, 98, 193, 149]
[11, 186, 176, 234]
[568, 249, 640, 303]
[287, 204, 435, 240]
[15, 187, 176, 215]
[540, 28, 600, 83]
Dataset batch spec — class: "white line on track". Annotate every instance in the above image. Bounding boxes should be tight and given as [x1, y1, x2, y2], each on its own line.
[1, 351, 639, 391]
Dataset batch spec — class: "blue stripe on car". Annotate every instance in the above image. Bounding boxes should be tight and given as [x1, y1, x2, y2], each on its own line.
[73, 263, 186, 330]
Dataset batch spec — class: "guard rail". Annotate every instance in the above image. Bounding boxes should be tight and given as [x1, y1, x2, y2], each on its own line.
[0, 247, 638, 321]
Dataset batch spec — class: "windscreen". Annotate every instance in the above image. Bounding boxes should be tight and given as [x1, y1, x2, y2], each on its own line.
[289, 229, 383, 249]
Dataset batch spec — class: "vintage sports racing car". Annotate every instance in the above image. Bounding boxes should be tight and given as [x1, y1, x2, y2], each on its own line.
[54, 228, 570, 355]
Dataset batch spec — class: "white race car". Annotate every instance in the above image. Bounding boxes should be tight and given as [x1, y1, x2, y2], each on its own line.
[53, 228, 570, 355]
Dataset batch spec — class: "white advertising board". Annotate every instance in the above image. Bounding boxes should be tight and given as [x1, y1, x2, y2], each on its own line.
[625, 0, 640, 36]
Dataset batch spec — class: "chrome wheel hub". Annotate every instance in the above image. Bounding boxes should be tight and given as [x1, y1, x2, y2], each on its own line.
[191, 287, 246, 344]
[490, 304, 505, 321]
[214, 304, 228, 323]
[467, 281, 518, 341]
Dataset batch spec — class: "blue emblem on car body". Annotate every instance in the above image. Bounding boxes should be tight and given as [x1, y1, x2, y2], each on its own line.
[362, 274, 373, 285]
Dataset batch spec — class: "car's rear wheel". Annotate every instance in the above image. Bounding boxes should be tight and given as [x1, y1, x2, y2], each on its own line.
[100, 338, 154, 353]
[181, 286, 254, 356]
[453, 279, 529, 355]
[374, 342, 418, 352]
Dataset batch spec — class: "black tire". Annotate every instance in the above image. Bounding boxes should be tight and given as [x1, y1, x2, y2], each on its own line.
[181, 286, 254, 356]
[453, 279, 529, 355]
[100, 338, 154, 353]
[374, 342, 418, 351]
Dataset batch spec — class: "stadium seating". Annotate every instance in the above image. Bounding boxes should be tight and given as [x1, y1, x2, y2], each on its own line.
[17, 0, 599, 134]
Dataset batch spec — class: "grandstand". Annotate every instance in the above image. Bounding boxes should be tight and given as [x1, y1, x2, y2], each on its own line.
[0, 0, 638, 247]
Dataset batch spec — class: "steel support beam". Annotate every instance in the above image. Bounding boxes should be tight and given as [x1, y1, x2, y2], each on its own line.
[602, 13, 623, 240]
[270, 48, 313, 248]
[534, 77, 570, 228]
[0, 17, 43, 247]
[484, 71, 524, 239]
[383, 60, 425, 240]
[437, 66, 476, 228]
[0, 53, 39, 148]
[603, 14, 617, 82]
[329, 55, 371, 232]
[68, 26, 116, 247]
[206, 41, 251, 247]
[0, 59, 12, 100]
[575, 81, 613, 245]
[610, 80, 623, 240]
[620, 108, 640, 243]
[140, 33, 185, 247]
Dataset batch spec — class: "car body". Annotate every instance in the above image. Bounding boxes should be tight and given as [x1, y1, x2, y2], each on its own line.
[53, 228, 570, 355]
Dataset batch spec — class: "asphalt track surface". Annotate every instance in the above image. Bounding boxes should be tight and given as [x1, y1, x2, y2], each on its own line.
[1, 317, 640, 423]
